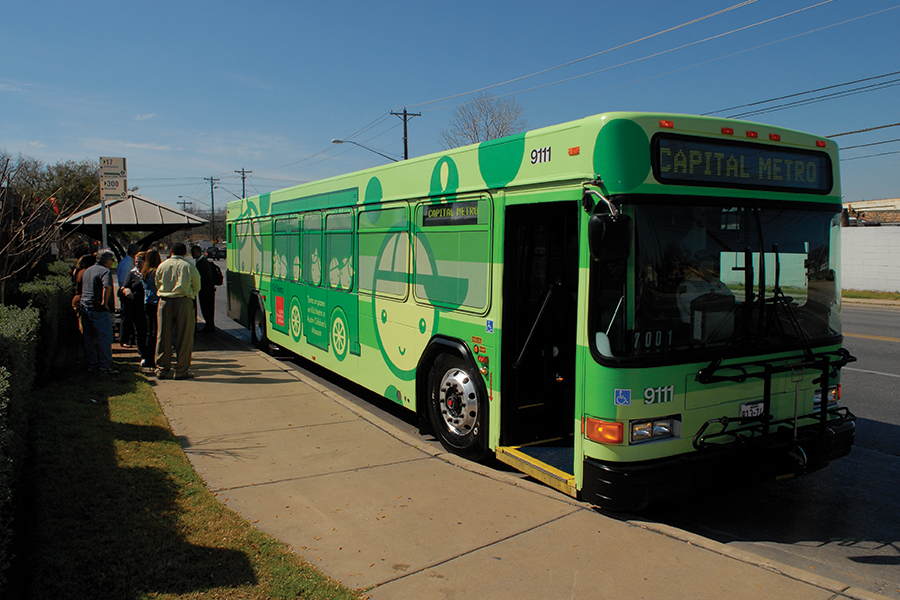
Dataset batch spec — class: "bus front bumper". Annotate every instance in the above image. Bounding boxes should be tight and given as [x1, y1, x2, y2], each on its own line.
[580, 417, 855, 512]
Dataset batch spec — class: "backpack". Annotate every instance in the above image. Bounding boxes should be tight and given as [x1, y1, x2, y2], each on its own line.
[210, 262, 224, 286]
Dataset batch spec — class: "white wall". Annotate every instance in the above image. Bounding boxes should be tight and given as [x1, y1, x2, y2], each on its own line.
[842, 227, 900, 292]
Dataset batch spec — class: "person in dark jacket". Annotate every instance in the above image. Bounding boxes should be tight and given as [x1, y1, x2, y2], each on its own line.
[120, 251, 151, 369]
[141, 249, 162, 369]
[191, 245, 216, 333]
[117, 243, 139, 346]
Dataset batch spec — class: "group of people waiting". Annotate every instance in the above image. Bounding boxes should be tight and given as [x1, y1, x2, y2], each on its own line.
[72, 242, 218, 380]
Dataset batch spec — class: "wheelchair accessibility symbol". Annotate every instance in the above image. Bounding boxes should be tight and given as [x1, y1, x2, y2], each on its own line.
[614, 389, 631, 406]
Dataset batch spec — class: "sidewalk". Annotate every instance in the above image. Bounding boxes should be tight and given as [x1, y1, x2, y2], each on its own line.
[148, 330, 881, 600]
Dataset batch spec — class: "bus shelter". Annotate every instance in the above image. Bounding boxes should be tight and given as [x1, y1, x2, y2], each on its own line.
[59, 192, 208, 258]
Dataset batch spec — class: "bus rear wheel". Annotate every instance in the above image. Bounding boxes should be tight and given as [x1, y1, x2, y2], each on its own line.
[427, 354, 488, 461]
[250, 298, 268, 351]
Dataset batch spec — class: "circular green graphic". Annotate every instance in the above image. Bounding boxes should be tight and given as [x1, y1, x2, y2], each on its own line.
[593, 119, 651, 192]
[364, 176, 383, 204]
[478, 132, 526, 189]
[372, 232, 440, 380]
[430, 157, 459, 197]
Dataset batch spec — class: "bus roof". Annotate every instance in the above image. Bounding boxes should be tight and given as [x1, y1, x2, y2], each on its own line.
[228, 112, 840, 219]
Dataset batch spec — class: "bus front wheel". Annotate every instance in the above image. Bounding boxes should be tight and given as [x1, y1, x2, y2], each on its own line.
[427, 354, 488, 461]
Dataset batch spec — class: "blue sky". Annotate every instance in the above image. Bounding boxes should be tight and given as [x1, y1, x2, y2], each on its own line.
[2, 0, 899, 211]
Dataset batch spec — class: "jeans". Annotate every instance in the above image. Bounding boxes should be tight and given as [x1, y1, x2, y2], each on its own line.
[81, 308, 114, 370]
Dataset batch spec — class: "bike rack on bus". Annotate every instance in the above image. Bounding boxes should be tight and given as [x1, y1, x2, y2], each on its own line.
[692, 347, 856, 451]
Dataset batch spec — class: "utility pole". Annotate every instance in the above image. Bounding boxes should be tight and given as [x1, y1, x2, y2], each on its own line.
[235, 168, 252, 198]
[176, 198, 192, 212]
[204, 176, 219, 242]
[391, 108, 421, 160]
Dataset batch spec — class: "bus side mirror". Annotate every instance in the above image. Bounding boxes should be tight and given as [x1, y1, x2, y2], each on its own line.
[589, 213, 632, 261]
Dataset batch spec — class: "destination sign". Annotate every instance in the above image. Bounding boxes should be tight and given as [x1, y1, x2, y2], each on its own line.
[653, 134, 832, 194]
[423, 201, 479, 227]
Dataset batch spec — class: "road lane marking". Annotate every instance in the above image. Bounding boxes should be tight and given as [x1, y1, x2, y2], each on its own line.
[844, 332, 900, 343]
[843, 367, 900, 379]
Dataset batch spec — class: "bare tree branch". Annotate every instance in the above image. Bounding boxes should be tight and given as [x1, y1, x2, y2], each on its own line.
[439, 93, 527, 149]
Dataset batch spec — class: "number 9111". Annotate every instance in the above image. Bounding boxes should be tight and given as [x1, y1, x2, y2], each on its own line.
[644, 385, 674, 405]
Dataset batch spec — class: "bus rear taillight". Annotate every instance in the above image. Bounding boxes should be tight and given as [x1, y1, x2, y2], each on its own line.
[584, 418, 623, 444]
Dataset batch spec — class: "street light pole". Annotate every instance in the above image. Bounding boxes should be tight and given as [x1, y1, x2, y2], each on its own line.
[331, 139, 399, 162]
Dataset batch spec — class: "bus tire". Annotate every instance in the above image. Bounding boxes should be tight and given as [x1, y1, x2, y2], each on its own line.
[427, 353, 489, 461]
[250, 297, 268, 351]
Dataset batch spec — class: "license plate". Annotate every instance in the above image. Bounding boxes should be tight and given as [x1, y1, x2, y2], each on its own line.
[740, 401, 765, 418]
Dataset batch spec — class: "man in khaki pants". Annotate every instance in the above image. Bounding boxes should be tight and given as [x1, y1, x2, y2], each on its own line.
[154, 242, 201, 380]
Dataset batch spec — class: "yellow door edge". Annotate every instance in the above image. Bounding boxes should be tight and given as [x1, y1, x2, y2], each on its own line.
[496, 446, 578, 498]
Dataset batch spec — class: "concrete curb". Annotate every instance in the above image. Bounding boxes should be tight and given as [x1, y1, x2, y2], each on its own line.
[245, 344, 875, 599]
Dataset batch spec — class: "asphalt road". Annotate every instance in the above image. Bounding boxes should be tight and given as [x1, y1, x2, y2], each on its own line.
[646, 303, 900, 599]
[211, 273, 899, 598]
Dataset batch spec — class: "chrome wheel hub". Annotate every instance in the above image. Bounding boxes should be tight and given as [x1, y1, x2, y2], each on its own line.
[439, 368, 478, 436]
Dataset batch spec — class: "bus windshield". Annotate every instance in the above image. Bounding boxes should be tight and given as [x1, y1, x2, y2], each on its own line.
[593, 198, 842, 360]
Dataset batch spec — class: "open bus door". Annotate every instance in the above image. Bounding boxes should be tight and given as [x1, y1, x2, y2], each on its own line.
[498, 200, 579, 497]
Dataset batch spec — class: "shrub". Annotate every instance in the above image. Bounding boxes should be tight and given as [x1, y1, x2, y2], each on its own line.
[0, 367, 10, 591]
[0, 307, 39, 595]
[17, 279, 71, 377]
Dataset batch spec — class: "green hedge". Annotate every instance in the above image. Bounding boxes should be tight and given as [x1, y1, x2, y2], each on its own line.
[17, 279, 72, 377]
[0, 260, 80, 594]
[0, 306, 40, 595]
[0, 367, 10, 589]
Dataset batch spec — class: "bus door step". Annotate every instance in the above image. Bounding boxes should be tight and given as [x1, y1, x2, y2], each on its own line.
[496, 446, 577, 498]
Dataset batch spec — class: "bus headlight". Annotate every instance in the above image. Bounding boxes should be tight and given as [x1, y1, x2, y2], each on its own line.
[630, 416, 680, 444]
[814, 384, 840, 409]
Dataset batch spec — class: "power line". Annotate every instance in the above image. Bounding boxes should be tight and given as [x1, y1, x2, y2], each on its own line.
[828, 122, 900, 138]
[726, 79, 900, 120]
[422, 0, 844, 115]
[841, 149, 900, 162]
[841, 138, 900, 151]
[407, 0, 764, 109]
[706, 70, 900, 116]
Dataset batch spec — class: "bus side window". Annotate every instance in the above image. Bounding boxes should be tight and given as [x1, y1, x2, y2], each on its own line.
[358, 205, 410, 299]
[414, 197, 491, 311]
[274, 216, 300, 281]
[302, 213, 323, 286]
[237, 220, 252, 274]
[326, 212, 354, 291]
[258, 218, 272, 276]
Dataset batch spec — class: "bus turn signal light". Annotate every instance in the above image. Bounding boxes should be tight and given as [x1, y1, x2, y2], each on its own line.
[584, 417, 624, 444]
[659, 120, 675, 129]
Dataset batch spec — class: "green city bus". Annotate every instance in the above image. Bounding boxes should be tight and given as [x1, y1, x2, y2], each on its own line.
[225, 112, 855, 511]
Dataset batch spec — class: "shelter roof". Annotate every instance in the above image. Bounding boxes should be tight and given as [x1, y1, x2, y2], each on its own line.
[59, 193, 208, 254]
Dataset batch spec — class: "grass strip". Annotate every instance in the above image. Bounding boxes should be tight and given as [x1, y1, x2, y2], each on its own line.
[21, 361, 365, 600]
[843, 289, 900, 301]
